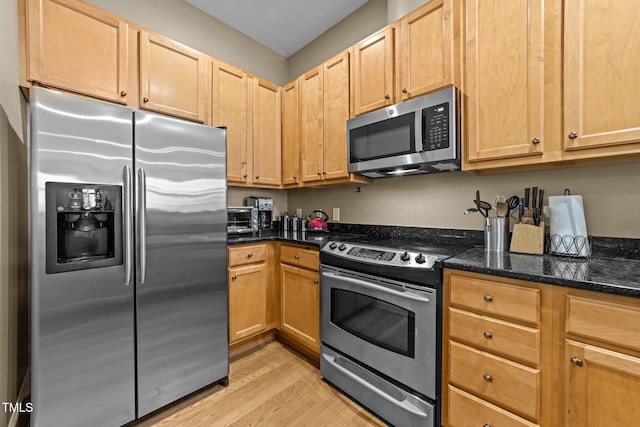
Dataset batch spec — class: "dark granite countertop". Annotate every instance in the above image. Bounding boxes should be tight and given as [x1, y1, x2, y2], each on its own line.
[226, 229, 367, 248]
[444, 246, 640, 299]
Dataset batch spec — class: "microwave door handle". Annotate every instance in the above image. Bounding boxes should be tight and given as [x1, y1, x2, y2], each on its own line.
[123, 166, 133, 286]
[137, 167, 147, 285]
[321, 271, 430, 303]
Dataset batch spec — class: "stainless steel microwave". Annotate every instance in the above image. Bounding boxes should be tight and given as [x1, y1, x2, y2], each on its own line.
[347, 86, 460, 178]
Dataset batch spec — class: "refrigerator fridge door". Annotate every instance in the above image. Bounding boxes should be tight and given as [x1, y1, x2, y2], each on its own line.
[29, 87, 136, 427]
[134, 111, 229, 416]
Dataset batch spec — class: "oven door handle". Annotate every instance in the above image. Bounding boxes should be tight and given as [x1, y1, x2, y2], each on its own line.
[322, 352, 431, 419]
[321, 271, 431, 303]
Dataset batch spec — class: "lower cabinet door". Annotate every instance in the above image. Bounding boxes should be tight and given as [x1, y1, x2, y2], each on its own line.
[565, 340, 640, 426]
[228, 263, 266, 343]
[280, 264, 320, 352]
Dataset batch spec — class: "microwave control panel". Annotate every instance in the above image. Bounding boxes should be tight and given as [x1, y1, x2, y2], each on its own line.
[423, 102, 449, 151]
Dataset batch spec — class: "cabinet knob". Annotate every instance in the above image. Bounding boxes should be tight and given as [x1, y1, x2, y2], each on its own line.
[484, 424, 492, 427]
[255, 176, 260, 180]
[317, 172, 322, 176]
[483, 373, 493, 383]
[568, 131, 579, 139]
[384, 94, 390, 100]
[294, 255, 300, 259]
[484, 294, 493, 302]
[247, 253, 253, 258]
[532, 137, 541, 144]
[483, 331, 493, 339]
[243, 174, 248, 179]
[402, 88, 407, 94]
[143, 97, 149, 103]
[570, 356, 584, 367]
[313, 279, 319, 284]
[231, 275, 237, 281]
[293, 176, 298, 181]
[120, 90, 127, 97]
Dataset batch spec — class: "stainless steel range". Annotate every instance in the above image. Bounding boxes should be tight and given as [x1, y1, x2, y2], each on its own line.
[320, 240, 448, 427]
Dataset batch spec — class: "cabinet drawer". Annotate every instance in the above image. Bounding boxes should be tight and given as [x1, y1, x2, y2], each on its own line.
[449, 307, 540, 367]
[449, 385, 539, 427]
[450, 274, 540, 325]
[449, 341, 540, 421]
[228, 244, 266, 267]
[567, 295, 640, 352]
[280, 244, 319, 271]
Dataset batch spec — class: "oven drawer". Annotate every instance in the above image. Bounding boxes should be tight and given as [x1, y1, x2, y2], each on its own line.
[448, 307, 540, 367]
[281, 244, 319, 271]
[448, 385, 539, 427]
[449, 341, 540, 421]
[449, 275, 540, 325]
[228, 244, 266, 267]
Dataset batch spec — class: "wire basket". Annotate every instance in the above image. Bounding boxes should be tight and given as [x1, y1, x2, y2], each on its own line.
[547, 234, 592, 258]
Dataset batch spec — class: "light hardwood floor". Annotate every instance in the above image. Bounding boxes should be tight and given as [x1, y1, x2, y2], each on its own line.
[138, 342, 386, 426]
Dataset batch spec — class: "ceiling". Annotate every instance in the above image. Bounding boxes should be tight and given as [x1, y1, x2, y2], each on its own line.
[184, 0, 369, 57]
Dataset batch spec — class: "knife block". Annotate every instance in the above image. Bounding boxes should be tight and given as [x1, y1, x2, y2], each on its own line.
[510, 222, 545, 255]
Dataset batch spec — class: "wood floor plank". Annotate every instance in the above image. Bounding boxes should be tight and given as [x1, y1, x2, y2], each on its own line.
[148, 342, 386, 426]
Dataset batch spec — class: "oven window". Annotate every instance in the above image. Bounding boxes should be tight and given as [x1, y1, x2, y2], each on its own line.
[349, 112, 416, 163]
[331, 289, 415, 358]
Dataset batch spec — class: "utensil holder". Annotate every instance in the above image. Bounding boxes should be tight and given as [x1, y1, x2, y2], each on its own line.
[485, 216, 509, 252]
[510, 222, 545, 255]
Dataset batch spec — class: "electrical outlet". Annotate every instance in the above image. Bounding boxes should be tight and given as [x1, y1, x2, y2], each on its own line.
[332, 208, 340, 222]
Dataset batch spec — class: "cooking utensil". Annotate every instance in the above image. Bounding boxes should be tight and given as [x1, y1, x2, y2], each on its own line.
[472, 199, 491, 217]
[506, 195, 519, 214]
[475, 190, 485, 217]
[464, 208, 479, 215]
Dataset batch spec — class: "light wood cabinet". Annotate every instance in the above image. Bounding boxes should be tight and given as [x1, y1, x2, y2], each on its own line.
[396, 0, 455, 101]
[563, 0, 640, 154]
[281, 80, 300, 187]
[212, 60, 252, 184]
[443, 269, 547, 426]
[24, 0, 131, 104]
[564, 293, 640, 426]
[351, 26, 395, 116]
[279, 244, 320, 354]
[463, 0, 545, 165]
[253, 78, 281, 186]
[300, 66, 324, 184]
[139, 31, 207, 123]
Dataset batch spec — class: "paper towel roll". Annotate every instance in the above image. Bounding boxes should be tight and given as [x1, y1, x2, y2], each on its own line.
[548, 195, 589, 256]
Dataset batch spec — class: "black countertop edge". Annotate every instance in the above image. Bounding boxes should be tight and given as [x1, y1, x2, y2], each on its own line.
[227, 230, 368, 248]
[444, 246, 640, 299]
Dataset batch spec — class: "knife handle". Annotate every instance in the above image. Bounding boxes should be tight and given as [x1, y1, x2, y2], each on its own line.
[524, 188, 530, 208]
[531, 186, 538, 211]
[538, 189, 544, 210]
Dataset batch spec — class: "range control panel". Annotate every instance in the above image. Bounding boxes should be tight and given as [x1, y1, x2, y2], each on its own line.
[321, 241, 437, 269]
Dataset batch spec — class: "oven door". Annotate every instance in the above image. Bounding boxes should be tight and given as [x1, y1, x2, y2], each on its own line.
[320, 265, 437, 399]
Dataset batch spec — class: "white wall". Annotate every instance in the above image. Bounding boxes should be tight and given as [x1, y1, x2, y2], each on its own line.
[85, 0, 289, 85]
[387, 0, 432, 22]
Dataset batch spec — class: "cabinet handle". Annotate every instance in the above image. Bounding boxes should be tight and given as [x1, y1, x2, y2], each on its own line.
[313, 279, 319, 284]
[143, 97, 149, 103]
[532, 137, 541, 144]
[247, 253, 253, 258]
[570, 356, 584, 367]
[483, 373, 493, 383]
[402, 88, 407, 94]
[293, 176, 297, 181]
[294, 255, 300, 259]
[317, 172, 322, 176]
[484, 294, 493, 302]
[568, 131, 579, 139]
[255, 176, 260, 180]
[120, 90, 127, 97]
[484, 424, 492, 427]
[483, 331, 493, 339]
[231, 275, 237, 281]
[384, 94, 390, 100]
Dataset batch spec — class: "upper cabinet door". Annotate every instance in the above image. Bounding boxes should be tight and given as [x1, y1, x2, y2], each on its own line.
[281, 80, 300, 186]
[397, 0, 454, 101]
[139, 31, 207, 123]
[253, 78, 282, 187]
[464, 0, 544, 163]
[26, 0, 129, 104]
[564, 0, 640, 152]
[351, 26, 395, 116]
[322, 51, 350, 181]
[212, 60, 251, 184]
[300, 67, 324, 183]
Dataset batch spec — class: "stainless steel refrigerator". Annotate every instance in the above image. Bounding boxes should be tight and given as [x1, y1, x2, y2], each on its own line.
[29, 87, 229, 426]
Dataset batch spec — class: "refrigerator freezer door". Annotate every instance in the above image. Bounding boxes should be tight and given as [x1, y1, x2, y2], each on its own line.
[29, 87, 136, 427]
[134, 111, 228, 416]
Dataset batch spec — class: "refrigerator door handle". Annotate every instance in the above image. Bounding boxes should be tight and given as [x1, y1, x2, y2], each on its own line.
[138, 167, 148, 285]
[123, 165, 134, 286]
